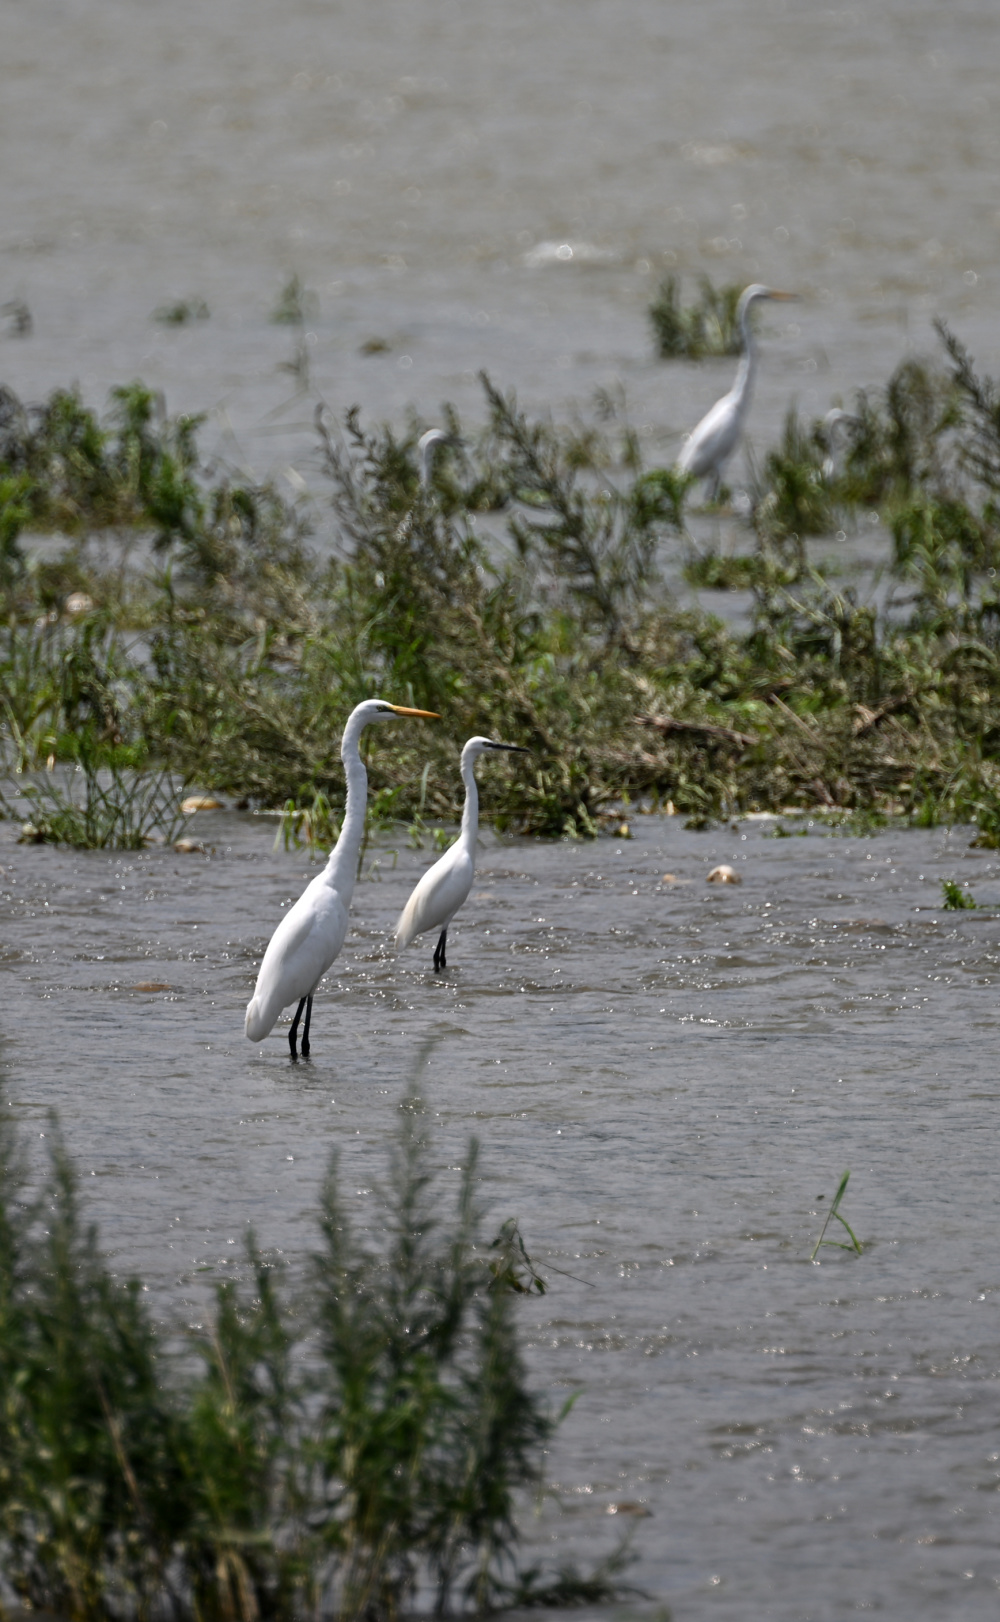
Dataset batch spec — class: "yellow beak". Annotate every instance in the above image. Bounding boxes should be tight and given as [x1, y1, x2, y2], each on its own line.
[769, 290, 800, 300]
[387, 705, 440, 718]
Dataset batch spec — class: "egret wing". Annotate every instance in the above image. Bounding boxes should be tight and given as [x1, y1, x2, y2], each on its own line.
[677, 394, 740, 478]
[396, 845, 474, 948]
[246, 881, 349, 1038]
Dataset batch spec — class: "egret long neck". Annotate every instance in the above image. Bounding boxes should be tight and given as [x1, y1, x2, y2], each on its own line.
[324, 711, 370, 897]
[458, 747, 480, 850]
[730, 297, 759, 412]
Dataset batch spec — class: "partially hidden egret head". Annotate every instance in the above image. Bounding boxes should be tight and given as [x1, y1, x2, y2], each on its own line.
[245, 697, 439, 1058]
[417, 427, 452, 489]
[735, 283, 799, 320]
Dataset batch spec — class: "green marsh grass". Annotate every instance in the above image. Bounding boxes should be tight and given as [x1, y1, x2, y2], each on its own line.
[276, 789, 342, 855]
[749, 409, 843, 544]
[0, 617, 189, 848]
[3, 756, 187, 849]
[941, 877, 977, 910]
[406, 816, 452, 853]
[809, 1170, 864, 1262]
[154, 297, 210, 326]
[271, 275, 319, 327]
[0, 1088, 618, 1622]
[7, 325, 1000, 834]
[648, 275, 743, 361]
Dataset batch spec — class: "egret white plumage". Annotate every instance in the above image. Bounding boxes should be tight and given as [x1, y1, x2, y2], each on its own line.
[675, 284, 799, 498]
[417, 427, 449, 489]
[245, 698, 439, 1057]
[395, 736, 528, 971]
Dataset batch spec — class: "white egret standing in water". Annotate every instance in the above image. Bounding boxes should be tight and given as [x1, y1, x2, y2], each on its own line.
[245, 699, 439, 1057]
[395, 736, 529, 971]
[675, 284, 799, 498]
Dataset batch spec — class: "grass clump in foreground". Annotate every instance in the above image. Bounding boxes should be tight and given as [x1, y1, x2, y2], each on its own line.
[0, 1087, 622, 1622]
[9, 320, 1000, 839]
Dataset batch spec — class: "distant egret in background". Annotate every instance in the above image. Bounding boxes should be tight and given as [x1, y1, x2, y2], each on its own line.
[246, 699, 439, 1057]
[820, 407, 859, 481]
[396, 736, 529, 971]
[418, 427, 449, 489]
[676, 284, 799, 498]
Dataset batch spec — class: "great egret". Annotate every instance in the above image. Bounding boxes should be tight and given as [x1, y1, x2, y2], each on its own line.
[245, 699, 439, 1057]
[417, 427, 449, 489]
[395, 736, 528, 971]
[675, 284, 799, 498]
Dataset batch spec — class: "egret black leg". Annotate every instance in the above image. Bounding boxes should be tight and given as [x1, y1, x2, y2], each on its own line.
[289, 997, 306, 1059]
[433, 929, 448, 972]
[301, 995, 313, 1057]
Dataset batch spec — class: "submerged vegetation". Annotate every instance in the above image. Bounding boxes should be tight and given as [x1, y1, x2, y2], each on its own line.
[809, 1170, 864, 1262]
[4, 321, 1000, 842]
[941, 877, 977, 910]
[0, 1087, 616, 1622]
[153, 297, 210, 327]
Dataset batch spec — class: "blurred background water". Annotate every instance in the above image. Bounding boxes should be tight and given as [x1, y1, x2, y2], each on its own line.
[4, 2, 1000, 1615]
[3, 0, 999, 475]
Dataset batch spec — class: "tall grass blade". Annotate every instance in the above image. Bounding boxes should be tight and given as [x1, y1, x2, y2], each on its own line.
[809, 1170, 864, 1261]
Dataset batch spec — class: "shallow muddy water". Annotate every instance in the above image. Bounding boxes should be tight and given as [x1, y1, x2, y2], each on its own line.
[3, 812, 1000, 1618]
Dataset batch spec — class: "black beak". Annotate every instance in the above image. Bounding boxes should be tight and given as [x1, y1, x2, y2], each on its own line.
[487, 742, 530, 754]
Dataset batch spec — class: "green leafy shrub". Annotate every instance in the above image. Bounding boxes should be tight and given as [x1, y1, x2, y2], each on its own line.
[8, 327, 1000, 833]
[749, 408, 842, 546]
[0, 381, 204, 554]
[0, 1090, 603, 1622]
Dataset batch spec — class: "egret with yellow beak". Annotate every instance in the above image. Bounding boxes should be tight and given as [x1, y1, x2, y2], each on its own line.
[246, 699, 439, 1057]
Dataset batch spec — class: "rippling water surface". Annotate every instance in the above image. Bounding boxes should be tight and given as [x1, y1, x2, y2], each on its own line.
[5, 1, 1000, 1612]
[4, 0, 1000, 474]
[3, 814, 1000, 1618]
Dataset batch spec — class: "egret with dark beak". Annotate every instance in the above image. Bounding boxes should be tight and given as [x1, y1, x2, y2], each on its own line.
[396, 736, 529, 971]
